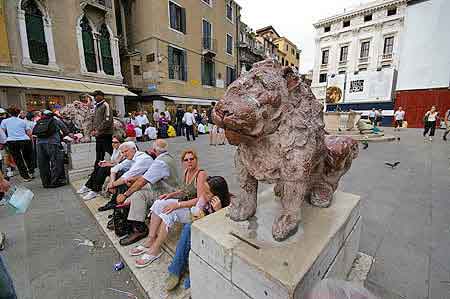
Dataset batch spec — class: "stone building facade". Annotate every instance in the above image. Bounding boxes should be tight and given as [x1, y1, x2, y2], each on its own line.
[0, 0, 134, 114]
[311, 0, 407, 122]
[115, 0, 241, 114]
[238, 21, 265, 73]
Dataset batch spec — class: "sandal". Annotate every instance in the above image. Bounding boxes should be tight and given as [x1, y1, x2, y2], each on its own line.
[129, 244, 149, 256]
[135, 252, 163, 268]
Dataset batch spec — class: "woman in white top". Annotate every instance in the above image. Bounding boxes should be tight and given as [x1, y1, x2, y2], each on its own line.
[182, 106, 196, 141]
[77, 136, 124, 200]
[423, 106, 439, 141]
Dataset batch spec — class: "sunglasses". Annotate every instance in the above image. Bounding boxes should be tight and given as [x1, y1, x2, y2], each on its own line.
[183, 158, 195, 162]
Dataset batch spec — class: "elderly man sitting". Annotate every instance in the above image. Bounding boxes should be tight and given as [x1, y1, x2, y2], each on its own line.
[98, 141, 154, 212]
[115, 139, 179, 246]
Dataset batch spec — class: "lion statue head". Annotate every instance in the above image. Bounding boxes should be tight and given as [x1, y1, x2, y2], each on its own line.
[213, 59, 325, 150]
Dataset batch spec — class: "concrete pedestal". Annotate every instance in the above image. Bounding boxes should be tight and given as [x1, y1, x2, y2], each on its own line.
[189, 191, 361, 299]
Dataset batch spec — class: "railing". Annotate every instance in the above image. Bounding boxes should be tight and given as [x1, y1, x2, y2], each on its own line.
[381, 53, 393, 60]
[359, 57, 369, 64]
[202, 37, 217, 54]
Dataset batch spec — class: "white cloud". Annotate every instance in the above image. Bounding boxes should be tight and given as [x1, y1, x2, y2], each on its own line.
[237, 0, 370, 73]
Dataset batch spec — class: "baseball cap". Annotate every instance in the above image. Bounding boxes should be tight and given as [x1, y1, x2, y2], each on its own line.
[0, 108, 6, 114]
[91, 90, 105, 97]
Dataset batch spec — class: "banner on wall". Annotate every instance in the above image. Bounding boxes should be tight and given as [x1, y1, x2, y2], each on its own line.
[344, 68, 395, 103]
[326, 74, 346, 104]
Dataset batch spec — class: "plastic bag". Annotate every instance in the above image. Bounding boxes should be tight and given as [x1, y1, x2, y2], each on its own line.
[5, 186, 34, 214]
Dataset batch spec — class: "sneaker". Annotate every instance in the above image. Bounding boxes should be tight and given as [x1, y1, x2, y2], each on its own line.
[77, 185, 90, 194]
[82, 191, 98, 200]
[429, 137, 433, 141]
[166, 274, 181, 291]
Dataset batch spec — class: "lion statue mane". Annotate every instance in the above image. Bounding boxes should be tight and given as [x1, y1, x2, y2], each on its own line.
[213, 59, 358, 241]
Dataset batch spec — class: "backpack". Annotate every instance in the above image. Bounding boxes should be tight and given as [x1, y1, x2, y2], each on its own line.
[32, 117, 57, 138]
[112, 205, 131, 237]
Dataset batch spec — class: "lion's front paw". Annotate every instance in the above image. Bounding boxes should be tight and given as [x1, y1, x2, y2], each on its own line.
[229, 197, 257, 222]
[310, 189, 333, 208]
[272, 214, 299, 241]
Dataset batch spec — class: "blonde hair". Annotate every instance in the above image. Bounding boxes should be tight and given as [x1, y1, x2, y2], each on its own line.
[181, 149, 198, 162]
[186, 106, 193, 113]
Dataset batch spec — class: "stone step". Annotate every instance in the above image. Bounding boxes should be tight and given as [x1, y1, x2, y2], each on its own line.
[70, 179, 190, 299]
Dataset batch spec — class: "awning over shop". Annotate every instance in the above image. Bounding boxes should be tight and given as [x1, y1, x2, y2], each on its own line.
[163, 96, 216, 106]
[0, 73, 137, 96]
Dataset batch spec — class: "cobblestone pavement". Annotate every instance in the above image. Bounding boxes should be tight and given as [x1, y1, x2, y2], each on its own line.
[1, 128, 449, 298]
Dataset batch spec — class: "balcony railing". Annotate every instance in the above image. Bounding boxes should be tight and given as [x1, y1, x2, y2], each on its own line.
[359, 57, 369, 64]
[81, 0, 112, 10]
[202, 37, 217, 56]
[381, 53, 393, 61]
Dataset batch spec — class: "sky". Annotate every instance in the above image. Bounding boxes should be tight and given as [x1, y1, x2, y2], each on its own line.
[237, 0, 372, 73]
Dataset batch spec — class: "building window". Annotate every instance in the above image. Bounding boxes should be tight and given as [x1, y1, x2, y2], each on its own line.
[358, 68, 367, 72]
[340, 46, 348, 62]
[80, 16, 97, 73]
[99, 24, 114, 75]
[364, 14, 372, 22]
[324, 26, 331, 33]
[226, 34, 233, 55]
[296, 52, 300, 60]
[387, 7, 397, 16]
[343, 20, 350, 28]
[291, 49, 295, 55]
[383, 36, 394, 54]
[168, 46, 187, 81]
[202, 0, 211, 6]
[22, 0, 49, 65]
[202, 19, 212, 50]
[285, 60, 289, 66]
[226, 66, 236, 87]
[319, 73, 327, 83]
[226, 1, 233, 22]
[133, 65, 141, 75]
[281, 57, 285, 65]
[146, 53, 155, 62]
[202, 56, 215, 86]
[360, 41, 370, 58]
[169, 1, 186, 33]
[321, 49, 329, 65]
[285, 44, 289, 51]
[338, 70, 346, 75]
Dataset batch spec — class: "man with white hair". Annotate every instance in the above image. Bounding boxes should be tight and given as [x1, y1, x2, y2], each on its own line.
[97, 141, 153, 212]
[114, 139, 179, 246]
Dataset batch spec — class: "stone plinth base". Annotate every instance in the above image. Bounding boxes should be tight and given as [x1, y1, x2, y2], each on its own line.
[189, 191, 361, 299]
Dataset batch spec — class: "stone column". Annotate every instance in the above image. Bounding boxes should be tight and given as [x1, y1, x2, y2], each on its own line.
[43, 17, 57, 68]
[76, 24, 87, 73]
[17, 9, 32, 65]
[119, 0, 128, 49]
[114, 95, 126, 117]
[111, 37, 122, 78]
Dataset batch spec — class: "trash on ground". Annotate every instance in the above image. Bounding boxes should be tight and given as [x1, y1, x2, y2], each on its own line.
[107, 287, 137, 299]
[74, 239, 96, 247]
[114, 261, 125, 271]
[5, 186, 34, 214]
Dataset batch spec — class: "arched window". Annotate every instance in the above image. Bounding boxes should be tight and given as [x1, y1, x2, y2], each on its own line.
[22, 0, 48, 65]
[81, 16, 97, 73]
[99, 24, 114, 75]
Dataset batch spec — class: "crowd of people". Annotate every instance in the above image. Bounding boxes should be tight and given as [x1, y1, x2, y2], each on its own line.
[124, 104, 226, 145]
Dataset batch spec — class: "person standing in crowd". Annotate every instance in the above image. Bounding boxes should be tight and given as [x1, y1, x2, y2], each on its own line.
[164, 109, 171, 123]
[144, 124, 157, 140]
[368, 108, 376, 125]
[377, 109, 383, 126]
[34, 110, 70, 188]
[136, 111, 149, 132]
[159, 112, 169, 138]
[423, 106, 439, 141]
[208, 103, 215, 145]
[153, 109, 160, 127]
[91, 90, 114, 167]
[394, 107, 405, 131]
[183, 107, 196, 141]
[0, 106, 34, 181]
[443, 107, 450, 141]
[175, 106, 185, 136]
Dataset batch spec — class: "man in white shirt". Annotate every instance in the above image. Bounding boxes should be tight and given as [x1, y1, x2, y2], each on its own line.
[394, 106, 405, 131]
[136, 111, 149, 131]
[145, 126, 157, 140]
[115, 139, 179, 246]
[98, 141, 153, 211]
[368, 108, 376, 125]
[164, 110, 171, 122]
[134, 126, 143, 141]
[183, 108, 196, 141]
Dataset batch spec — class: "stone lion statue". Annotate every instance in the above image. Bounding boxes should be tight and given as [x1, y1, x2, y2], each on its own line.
[212, 59, 358, 241]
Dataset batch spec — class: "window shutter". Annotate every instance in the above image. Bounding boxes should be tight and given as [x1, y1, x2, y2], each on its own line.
[212, 60, 216, 86]
[181, 7, 186, 34]
[100, 25, 114, 75]
[182, 51, 187, 81]
[168, 46, 174, 79]
[201, 56, 205, 85]
[169, 3, 176, 29]
[23, 1, 48, 65]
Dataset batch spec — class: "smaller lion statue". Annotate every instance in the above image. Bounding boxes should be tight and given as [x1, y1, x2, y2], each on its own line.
[213, 60, 358, 241]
